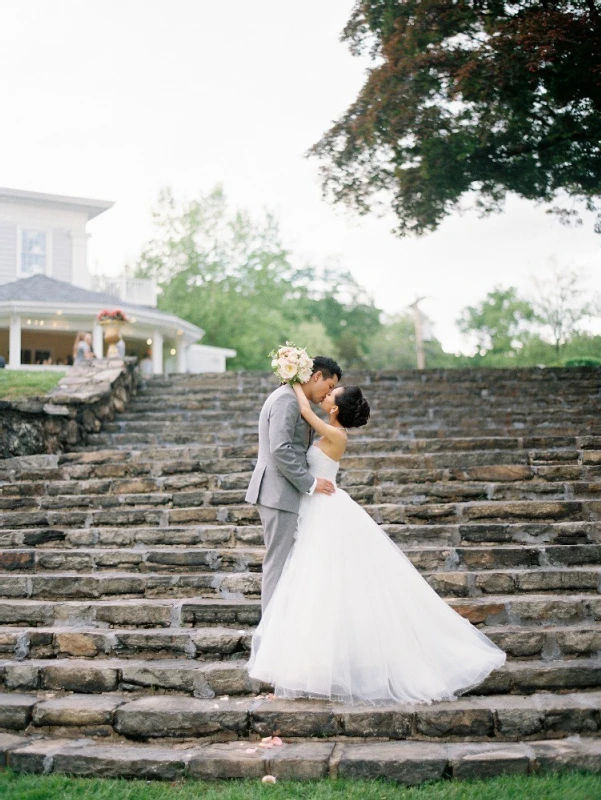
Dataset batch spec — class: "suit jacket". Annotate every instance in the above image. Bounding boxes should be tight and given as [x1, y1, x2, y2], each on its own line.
[245, 383, 315, 513]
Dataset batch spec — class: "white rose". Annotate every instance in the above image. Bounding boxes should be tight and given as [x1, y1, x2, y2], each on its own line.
[299, 367, 312, 383]
[278, 362, 298, 380]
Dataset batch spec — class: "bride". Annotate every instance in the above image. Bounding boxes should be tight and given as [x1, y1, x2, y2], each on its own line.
[247, 382, 507, 705]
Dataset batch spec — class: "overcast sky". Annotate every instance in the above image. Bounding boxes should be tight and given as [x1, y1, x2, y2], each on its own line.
[1, 0, 599, 353]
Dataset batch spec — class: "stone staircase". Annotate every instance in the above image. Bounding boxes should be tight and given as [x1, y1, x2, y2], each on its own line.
[0, 367, 601, 784]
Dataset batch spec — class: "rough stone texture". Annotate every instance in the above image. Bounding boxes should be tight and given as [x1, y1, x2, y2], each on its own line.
[7, 738, 75, 774]
[265, 742, 336, 780]
[0, 693, 38, 730]
[32, 694, 125, 727]
[42, 661, 119, 693]
[114, 696, 249, 739]
[188, 741, 265, 780]
[1, 368, 601, 783]
[336, 704, 414, 739]
[447, 742, 532, 779]
[250, 698, 339, 738]
[3, 734, 601, 782]
[0, 733, 29, 766]
[338, 741, 449, 784]
[51, 741, 188, 780]
[0, 358, 137, 458]
[531, 737, 601, 773]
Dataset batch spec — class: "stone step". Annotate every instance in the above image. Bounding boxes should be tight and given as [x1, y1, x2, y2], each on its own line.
[144, 365, 601, 382]
[125, 390, 601, 407]
[2, 733, 600, 783]
[0, 621, 599, 662]
[1, 566, 600, 601]
[132, 381, 601, 397]
[101, 390, 601, 405]
[106, 419, 601, 440]
[98, 418, 601, 451]
[2, 685, 601, 741]
[88, 430, 601, 448]
[120, 408, 601, 423]
[125, 407, 599, 421]
[0, 593, 598, 630]
[4, 479, 601, 515]
[2, 520, 601, 551]
[8, 447, 600, 487]
[6, 464, 601, 497]
[67, 440, 593, 467]
[5, 466, 601, 500]
[127, 405, 600, 416]
[0, 626, 253, 661]
[1, 543, 601, 574]
[5, 499, 601, 530]
[1, 367, 600, 774]
[376, 480, 601, 503]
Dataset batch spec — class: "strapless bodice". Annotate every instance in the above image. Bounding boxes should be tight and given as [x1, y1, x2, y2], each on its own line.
[307, 444, 340, 483]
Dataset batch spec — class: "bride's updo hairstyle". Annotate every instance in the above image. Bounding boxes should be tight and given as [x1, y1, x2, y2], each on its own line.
[336, 386, 370, 429]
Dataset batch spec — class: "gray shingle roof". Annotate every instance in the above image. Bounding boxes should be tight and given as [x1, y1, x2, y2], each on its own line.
[0, 274, 204, 337]
[0, 274, 148, 308]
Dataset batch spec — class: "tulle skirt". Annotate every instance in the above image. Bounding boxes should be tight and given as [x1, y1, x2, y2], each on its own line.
[247, 487, 507, 705]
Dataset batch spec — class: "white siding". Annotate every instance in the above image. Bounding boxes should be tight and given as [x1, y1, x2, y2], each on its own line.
[0, 222, 17, 285]
[0, 199, 89, 287]
[52, 228, 72, 283]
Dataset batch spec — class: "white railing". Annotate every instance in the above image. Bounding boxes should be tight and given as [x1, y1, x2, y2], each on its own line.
[92, 276, 157, 307]
[123, 278, 157, 306]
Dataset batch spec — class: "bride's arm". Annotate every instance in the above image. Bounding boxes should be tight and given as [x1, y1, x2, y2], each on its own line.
[292, 383, 345, 445]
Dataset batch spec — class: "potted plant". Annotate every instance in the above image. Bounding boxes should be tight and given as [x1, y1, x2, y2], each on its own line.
[97, 309, 128, 357]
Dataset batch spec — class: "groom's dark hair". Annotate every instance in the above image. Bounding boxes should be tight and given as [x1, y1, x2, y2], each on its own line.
[312, 356, 342, 381]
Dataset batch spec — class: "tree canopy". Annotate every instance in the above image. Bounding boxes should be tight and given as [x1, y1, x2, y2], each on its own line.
[132, 187, 600, 371]
[456, 270, 601, 364]
[133, 186, 382, 370]
[310, 0, 601, 237]
[457, 287, 535, 356]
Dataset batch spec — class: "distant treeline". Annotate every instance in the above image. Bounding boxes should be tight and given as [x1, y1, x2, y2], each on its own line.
[134, 187, 601, 371]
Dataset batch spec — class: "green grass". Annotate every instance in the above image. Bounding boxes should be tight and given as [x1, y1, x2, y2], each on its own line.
[0, 771, 599, 800]
[0, 370, 65, 400]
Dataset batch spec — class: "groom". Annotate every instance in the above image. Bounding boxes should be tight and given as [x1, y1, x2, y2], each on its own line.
[246, 356, 342, 611]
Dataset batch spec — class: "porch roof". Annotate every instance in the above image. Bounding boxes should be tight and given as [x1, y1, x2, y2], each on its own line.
[0, 186, 113, 220]
[0, 275, 204, 342]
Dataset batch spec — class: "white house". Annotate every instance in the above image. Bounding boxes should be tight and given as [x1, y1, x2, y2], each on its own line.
[0, 187, 236, 374]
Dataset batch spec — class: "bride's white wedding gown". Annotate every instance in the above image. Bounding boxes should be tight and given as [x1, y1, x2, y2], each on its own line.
[247, 444, 507, 705]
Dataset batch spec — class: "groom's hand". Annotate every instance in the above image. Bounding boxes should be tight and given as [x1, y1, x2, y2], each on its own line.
[315, 478, 335, 495]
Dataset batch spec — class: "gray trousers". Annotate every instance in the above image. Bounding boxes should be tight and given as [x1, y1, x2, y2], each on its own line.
[256, 502, 298, 613]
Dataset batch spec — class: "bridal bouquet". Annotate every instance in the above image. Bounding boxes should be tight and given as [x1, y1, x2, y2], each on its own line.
[269, 342, 313, 384]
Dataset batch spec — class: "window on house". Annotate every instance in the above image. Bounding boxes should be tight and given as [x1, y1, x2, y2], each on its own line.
[21, 230, 47, 275]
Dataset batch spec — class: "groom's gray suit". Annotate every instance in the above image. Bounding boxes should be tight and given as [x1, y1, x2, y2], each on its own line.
[245, 384, 315, 611]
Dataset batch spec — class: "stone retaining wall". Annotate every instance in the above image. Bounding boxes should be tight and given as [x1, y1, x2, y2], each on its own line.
[0, 358, 138, 458]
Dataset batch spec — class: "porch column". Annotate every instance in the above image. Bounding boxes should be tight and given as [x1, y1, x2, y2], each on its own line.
[9, 314, 21, 368]
[152, 329, 163, 375]
[92, 321, 104, 358]
[176, 339, 187, 373]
